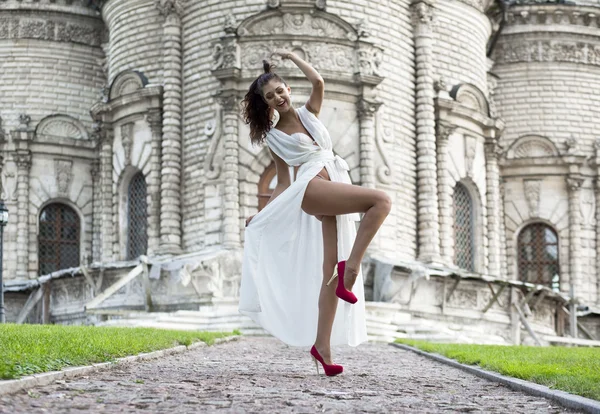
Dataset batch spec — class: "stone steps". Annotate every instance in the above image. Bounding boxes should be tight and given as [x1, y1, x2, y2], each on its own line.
[96, 300, 496, 344]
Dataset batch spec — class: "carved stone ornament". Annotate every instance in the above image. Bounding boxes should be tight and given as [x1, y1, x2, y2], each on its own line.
[15, 151, 32, 169]
[464, 136, 477, 176]
[212, 36, 241, 71]
[567, 176, 584, 192]
[155, 0, 185, 16]
[267, 0, 280, 8]
[223, 12, 237, 34]
[55, 159, 73, 197]
[315, 0, 327, 10]
[0, 17, 102, 47]
[375, 111, 393, 184]
[564, 136, 579, 155]
[242, 41, 354, 74]
[36, 115, 89, 140]
[239, 12, 356, 41]
[451, 84, 490, 116]
[355, 18, 370, 38]
[434, 77, 447, 93]
[109, 71, 147, 101]
[412, 1, 434, 26]
[507, 135, 559, 159]
[357, 98, 382, 120]
[1, 160, 17, 201]
[523, 179, 541, 217]
[506, 6, 600, 28]
[204, 106, 223, 180]
[437, 122, 456, 143]
[18, 114, 31, 130]
[356, 44, 383, 77]
[121, 123, 134, 166]
[494, 40, 600, 68]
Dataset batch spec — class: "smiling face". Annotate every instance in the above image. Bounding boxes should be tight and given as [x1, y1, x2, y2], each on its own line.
[262, 79, 292, 113]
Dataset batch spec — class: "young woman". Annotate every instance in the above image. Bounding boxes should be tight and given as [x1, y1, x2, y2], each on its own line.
[239, 51, 391, 376]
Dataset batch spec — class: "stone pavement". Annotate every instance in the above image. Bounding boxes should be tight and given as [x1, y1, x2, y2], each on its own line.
[0, 337, 581, 413]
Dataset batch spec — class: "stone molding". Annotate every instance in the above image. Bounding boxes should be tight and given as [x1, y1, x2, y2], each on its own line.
[214, 8, 384, 84]
[0, 15, 103, 47]
[35, 115, 90, 141]
[505, 135, 559, 160]
[505, 5, 600, 29]
[494, 39, 600, 67]
[109, 71, 149, 102]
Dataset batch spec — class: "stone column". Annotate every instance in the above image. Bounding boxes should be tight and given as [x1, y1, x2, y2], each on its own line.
[99, 123, 115, 262]
[157, 2, 184, 254]
[90, 156, 101, 263]
[595, 178, 600, 305]
[146, 109, 163, 255]
[499, 178, 508, 278]
[220, 94, 241, 249]
[412, 0, 440, 263]
[357, 98, 381, 189]
[485, 138, 502, 277]
[436, 122, 454, 265]
[567, 176, 584, 298]
[15, 150, 31, 278]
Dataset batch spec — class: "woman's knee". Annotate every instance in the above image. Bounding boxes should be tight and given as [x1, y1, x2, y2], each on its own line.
[375, 190, 392, 215]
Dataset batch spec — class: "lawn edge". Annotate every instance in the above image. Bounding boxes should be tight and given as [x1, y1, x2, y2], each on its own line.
[0, 334, 240, 396]
[390, 342, 600, 414]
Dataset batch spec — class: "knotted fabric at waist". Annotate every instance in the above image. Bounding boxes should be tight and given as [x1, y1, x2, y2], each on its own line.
[304, 150, 350, 172]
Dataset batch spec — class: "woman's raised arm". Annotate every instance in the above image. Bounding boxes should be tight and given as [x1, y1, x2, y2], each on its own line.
[274, 51, 324, 116]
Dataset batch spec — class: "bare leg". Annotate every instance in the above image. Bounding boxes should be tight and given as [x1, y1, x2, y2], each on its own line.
[302, 179, 391, 289]
[313, 215, 338, 365]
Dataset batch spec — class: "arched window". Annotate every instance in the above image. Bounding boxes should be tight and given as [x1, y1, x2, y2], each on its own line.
[127, 172, 148, 260]
[257, 162, 295, 211]
[453, 182, 475, 271]
[38, 203, 80, 275]
[517, 223, 559, 290]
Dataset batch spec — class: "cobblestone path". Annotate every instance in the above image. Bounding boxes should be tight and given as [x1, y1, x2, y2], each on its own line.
[0, 337, 580, 413]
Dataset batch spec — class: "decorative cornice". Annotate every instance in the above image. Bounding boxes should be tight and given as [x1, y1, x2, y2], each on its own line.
[494, 39, 600, 67]
[505, 5, 600, 29]
[1, 0, 98, 16]
[0, 16, 103, 47]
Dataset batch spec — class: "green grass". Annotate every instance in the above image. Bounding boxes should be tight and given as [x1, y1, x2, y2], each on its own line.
[0, 324, 236, 380]
[396, 339, 600, 401]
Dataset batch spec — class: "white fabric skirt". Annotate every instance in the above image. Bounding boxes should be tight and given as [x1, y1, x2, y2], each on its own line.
[239, 158, 367, 347]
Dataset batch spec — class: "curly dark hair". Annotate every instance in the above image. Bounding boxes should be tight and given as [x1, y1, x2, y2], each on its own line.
[242, 60, 287, 145]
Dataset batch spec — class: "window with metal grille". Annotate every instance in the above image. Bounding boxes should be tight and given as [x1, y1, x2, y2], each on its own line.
[518, 223, 559, 291]
[453, 183, 475, 271]
[257, 162, 296, 211]
[38, 203, 80, 275]
[127, 172, 148, 260]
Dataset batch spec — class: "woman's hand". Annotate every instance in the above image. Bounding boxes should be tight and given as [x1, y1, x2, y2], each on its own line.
[245, 215, 256, 227]
[272, 50, 294, 60]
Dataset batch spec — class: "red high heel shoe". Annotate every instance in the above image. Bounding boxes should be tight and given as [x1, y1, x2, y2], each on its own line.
[327, 260, 358, 304]
[310, 346, 343, 376]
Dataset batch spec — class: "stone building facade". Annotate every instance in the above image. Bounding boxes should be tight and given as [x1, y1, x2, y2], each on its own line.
[1, 0, 600, 342]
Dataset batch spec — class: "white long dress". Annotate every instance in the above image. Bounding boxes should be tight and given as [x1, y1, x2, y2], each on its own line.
[239, 105, 367, 347]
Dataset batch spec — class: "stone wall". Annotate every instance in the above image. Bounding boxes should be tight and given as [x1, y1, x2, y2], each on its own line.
[102, 0, 165, 86]
[493, 3, 600, 302]
[0, 1, 105, 279]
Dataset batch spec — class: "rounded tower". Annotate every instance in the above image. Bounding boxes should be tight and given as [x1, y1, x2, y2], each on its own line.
[0, 0, 105, 279]
[493, 1, 600, 303]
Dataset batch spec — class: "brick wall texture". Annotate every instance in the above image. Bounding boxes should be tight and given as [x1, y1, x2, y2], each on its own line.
[1, 0, 599, 305]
